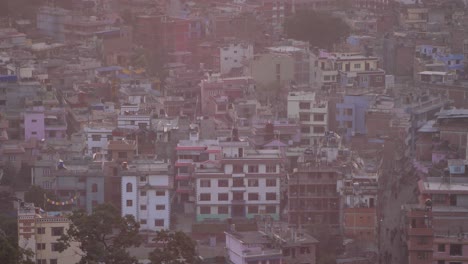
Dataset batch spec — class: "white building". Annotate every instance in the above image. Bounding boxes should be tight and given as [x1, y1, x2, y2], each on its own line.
[121, 160, 172, 231]
[310, 49, 338, 89]
[220, 42, 253, 75]
[117, 104, 152, 130]
[84, 125, 113, 155]
[195, 139, 285, 222]
[287, 91, 328, 145]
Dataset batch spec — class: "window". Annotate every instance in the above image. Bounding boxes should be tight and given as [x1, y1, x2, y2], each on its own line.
[155, 219, 164, 227]
[276, 63, 281, 75]
[92, 135, 101, 141]
[248, 179, 259, 187]
[417, 252, 430, 260]
[140, 205, 147, 210]
[140, 176, 147, 182]
[300, 126, 310, 133]
[218, 179, 229, 187]
[354, 63, 361, 69]
[438, 244, 445, 252]
[233, 178, 244, 187]
[140, 191, 146, 196]
[156, 191, 165, 196]
[376, 76, 383, 82]
[50, 259, 58, 264]
[299, 102, 310, 110]
[106, 135, 113, 141]
[126, 200, 133, 207]
[266, 192, 277, 200]
[456, 59, 461, 64]
[200, 193, 211, 201]
[200, 179, 211, 187]
[31, 131, 37, 135]
[248, 206, 258, 214]
[313, 126, 325, 134]
[200, 206, 211, 214]
[299, 113, 310, 122]
[126, 183, 132, 192]
[92, 183, 98, 193]
[51, 227, 64, 236]
[450, 244, 462, 256]
[31, 119, 37, 123]
[140, 219, 147, 225]
[248, 193, 259, 201]
[51, 243, 60, 252]
[218, 206, 229, 214]
[233, 192, 244, 201]
[266, 206, 276, 214]
[156, 205, 165, 210]
[266, 179, 277, 187]
[233, 165, 243, 173]
[92, 147, 101, 153]
[248, 165, 259, 173]
[36, 243, 46, 250]
[37, 227, 45, 234]
[314, 114, 325, 121]
[266, 165, 276, 173]
[118, 152, 127, 159]
[218, 193, 228, 201]
[37, 260, 46, 264]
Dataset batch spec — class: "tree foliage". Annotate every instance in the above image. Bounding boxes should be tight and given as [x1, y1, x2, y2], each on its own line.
[57, 204, 141, 264]
[284, 11, 351, 49]
[0, 215, 34, 264]
[149, 230, 199, 264]
[24, 186, 65, 211]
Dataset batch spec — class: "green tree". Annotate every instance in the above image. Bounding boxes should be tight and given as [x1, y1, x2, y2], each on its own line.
[284, 10, 351, 49]
[0, 162, 17, 186]
[149, 230, 200, 264]
[24, 186, 65, 211]
[0, 215, 34, 264]
[57, 204, 141, 264]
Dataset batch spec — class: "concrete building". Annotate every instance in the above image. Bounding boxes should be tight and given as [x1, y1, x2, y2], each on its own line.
[84, 125, 114, 156]
[250, 52, 295, 87]
[24, 107, 67, 141]
[287, 91, 328, 145]
[36, 6, 70, 42]
[336, 94, 373, 138]
[310, 49, 338, 89]
[121, 160, 172, 231]
[195, 140, 285, 222]
[335, 54, 385, 90]
[220, 42, 254, 75]
[18, 203, 82, 264]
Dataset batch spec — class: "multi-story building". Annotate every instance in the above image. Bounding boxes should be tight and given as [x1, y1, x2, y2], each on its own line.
[335, 54, 386, 90]
[36, 6, 70, 42]
[175, 129, 220, 205]
[310, 49, 339, 89]
[225, 226, 318, 264]
[287, 91, 328, 145]
[24, 106, 67, 141]
[84, 125, 114, 156]
[18, 203, 82, 264]
[219, 42, 254, 75]
[121, 160, 172, 231]
[195, 140, 285, 222]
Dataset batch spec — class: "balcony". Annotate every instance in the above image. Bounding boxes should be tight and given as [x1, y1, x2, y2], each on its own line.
[408, 227, 433, 236]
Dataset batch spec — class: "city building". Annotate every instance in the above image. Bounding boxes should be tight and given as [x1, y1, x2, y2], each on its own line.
[17, 203, 82, 264]
[195, 140, 285, 222]
[121, 160, 172, 231]
[287, 91, 328, 145]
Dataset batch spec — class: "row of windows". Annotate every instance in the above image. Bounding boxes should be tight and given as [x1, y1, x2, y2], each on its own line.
[200, 179, 277, 188]
[199, 192, 277, 201]
[299, 113, 325, 122]
[300, 126, 325, 134]
[200, 205, 276, 214]
[36, 243, 61, 252]
[36, 227, 63, 236]
[125, 199, 167, 209]
[140, 219, 165, 226]
[125, 183, 166, 196]
[231, 164, 277, 173]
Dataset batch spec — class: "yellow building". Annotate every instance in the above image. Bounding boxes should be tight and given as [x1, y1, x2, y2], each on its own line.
[18, 203, 82, 264]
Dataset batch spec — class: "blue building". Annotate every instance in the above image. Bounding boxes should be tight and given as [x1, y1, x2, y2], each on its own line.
[336, 95, 373, 139]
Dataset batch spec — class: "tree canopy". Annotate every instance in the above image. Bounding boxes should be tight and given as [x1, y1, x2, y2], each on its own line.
[284, 11, 351, 49]
[57, 204, 141, 264]
[0, 215, 34, 264]
[149, 230, 200, 264]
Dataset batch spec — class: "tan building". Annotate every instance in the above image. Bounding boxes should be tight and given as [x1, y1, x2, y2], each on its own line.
[18, 203, 82, 264]
[250, 53, 295, 87]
